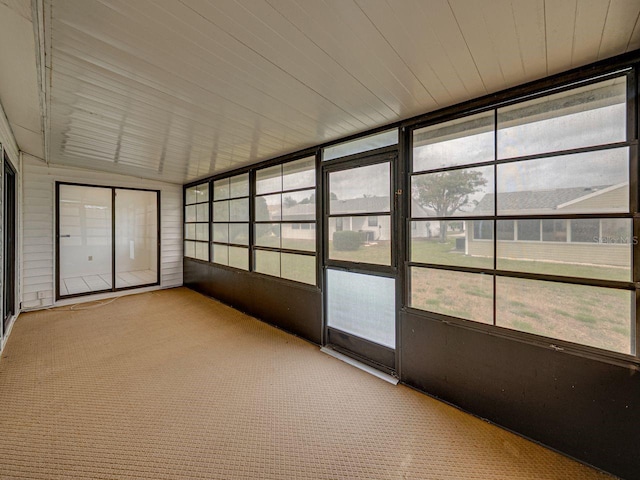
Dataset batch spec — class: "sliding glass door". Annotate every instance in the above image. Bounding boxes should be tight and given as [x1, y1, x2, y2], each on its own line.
[58, 185, 113, 296]
[57, 183, 159, 299]
[115, 189, 159, 288]
[3, 152, 16, 335]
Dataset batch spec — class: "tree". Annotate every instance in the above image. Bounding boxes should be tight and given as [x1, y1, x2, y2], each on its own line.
[283, 195, 298, 208]
[412, 170, 487, 242]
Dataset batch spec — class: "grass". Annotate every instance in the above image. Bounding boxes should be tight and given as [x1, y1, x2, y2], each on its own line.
[406, 245, 632, 354]
[260, 232, 632, 354]
[410, 237, 630, 282]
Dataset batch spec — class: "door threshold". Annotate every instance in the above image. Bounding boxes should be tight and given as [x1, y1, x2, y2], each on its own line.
[320, 346, 399, 385]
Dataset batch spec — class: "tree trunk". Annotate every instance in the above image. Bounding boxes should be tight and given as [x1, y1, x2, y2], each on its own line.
[439, 220, 447, 243]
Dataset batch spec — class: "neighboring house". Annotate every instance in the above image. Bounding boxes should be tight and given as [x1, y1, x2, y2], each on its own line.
[466, 183, 629, 267]
[276, 196, 439, 242]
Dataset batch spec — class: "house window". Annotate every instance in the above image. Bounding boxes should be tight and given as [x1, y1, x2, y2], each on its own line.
[184, 182, 210, 261]
[542, 219, 567, 242]
[410, 73, 635, 356]
[211, 173, 249, 270]
[368, 216, 379, 227]
[517, 220, 541, 241]
[473, 220, 493, 240]
[570, 219, 599, 243]
[254, 156, 316, 285]
[497, 220, 514, 241]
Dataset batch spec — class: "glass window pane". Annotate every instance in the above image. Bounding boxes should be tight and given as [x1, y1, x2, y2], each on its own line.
[326, 269, 395, 348]
[212, 243, 228, 265]
[212, 223, 229, 243]
[496, 277, 633, 354]
[412, 220, 493, 269]
[542, 219, 567, 242]
[323, 129, 398, 161]
[195, 223, 209, 241]
[329, 163, 390, 214]
[472, 219, 494, 240]
[228, 246, 248, 270]
[255, 224, 281, 248]
[601, 218, 632, 243]
[256, 165, 282, 195]
[229, 198, 249, 222]
[410, 267, 493, 324]
[281, 189, 316, 221]
[115, 189, 158, 288]
[196, 203, 209, 222]
[283, 157, 315, 191]
[185, 205, 196, 223]
[229, 223, 249, 246]
[328, 215, 390, 265]
[497, 220, 514, 240]
[196, 183, 209, 203]
[517, 219, 540, 241]
[184, 241, 195, 258]
[413, 111, 495, 172]
[195, 242, 208, 261]
[185, 186, 197, 205]
[498, 219, 631, 282]
[496, 148, 628, 215]
[255, 194, 281, 221]
[213, 178, 230, 200]
[185, 223, 196, 240]
[412, 166, 495, 217]
[255, 250, 280, 277]
[570, 219, 599, 242]
[229, 173, 249, 198]
[281, 253, 316, 285]
[59, 184, 113, 294]
[282, 223, 316, 252]
[498, 77, 627, 158]
[212, 201, 229, 222]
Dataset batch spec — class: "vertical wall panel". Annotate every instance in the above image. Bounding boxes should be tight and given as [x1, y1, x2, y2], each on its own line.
[21, 156, 182, 309]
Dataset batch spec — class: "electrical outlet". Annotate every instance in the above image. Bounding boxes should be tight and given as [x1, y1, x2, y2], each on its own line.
[37, 291, 45, 300]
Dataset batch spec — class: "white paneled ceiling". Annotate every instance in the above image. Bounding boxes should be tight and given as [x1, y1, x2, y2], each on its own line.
[0, 0, 44, 159]
[18, 1, 640, 183]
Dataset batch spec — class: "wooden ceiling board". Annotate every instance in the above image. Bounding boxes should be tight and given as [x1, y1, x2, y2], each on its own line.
[175, 0, 396, 125]
[411, 0, 488, 100]
[545, 0, 577, 75]
[511, 0, 547, 80]
[448, 0, 510, 93]
[357, 0, 463, 109]
[598, 0, 640, 60]
[571, 0, 609, 67]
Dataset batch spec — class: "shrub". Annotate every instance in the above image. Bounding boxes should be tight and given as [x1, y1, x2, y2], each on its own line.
[333, 230, 362, 251]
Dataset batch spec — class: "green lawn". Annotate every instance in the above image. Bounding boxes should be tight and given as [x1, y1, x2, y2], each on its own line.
[253, 233, 632, 354]
[411, 237, 630, 282]
[325, 236, 632, 354]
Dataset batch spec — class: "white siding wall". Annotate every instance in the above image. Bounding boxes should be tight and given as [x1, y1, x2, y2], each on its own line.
[22, 156, 182, 309]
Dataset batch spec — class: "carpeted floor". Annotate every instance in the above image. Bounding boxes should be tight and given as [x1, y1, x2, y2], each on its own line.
[0, 287, 612, 479]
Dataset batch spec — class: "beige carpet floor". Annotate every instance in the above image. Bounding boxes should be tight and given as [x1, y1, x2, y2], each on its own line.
[0, 287, 613, 479]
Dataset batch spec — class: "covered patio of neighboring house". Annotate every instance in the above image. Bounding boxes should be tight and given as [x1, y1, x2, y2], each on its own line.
[465, 183, 630, 268]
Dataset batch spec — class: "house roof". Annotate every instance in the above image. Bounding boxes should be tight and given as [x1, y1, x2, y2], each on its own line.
[278, 196, 431, 220]
[474, 185, 614, 213]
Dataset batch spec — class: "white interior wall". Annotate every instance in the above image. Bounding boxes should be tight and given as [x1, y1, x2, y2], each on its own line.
[22, 156, 182, 309]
